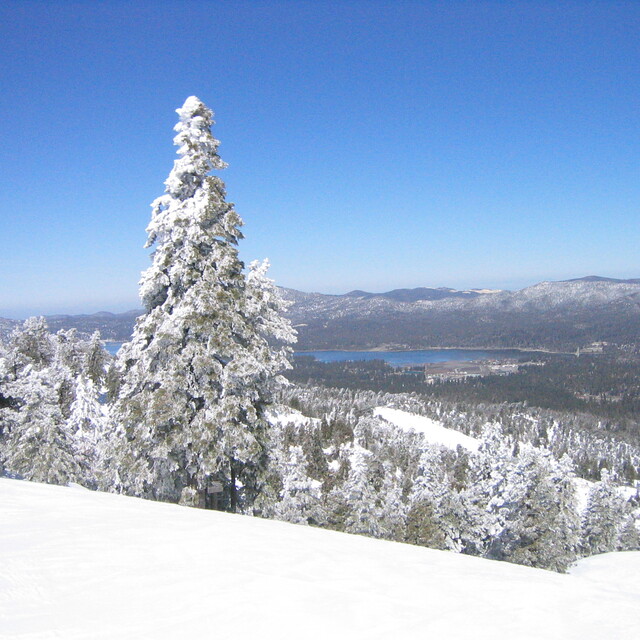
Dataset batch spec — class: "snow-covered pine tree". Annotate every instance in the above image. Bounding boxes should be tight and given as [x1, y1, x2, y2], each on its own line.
[7, 316, 55, 371]
[2, 364, 84, 484]
[111, 97, 294, 510]
[1, 319, 77, 483]
[83, 331, 111, 386]
[376, 461, 407, 541]
[462, 421, 514, 556]
[404, 444, 471, 552]
[616, 512, 640, 551]
[580, 469, 627, 556]
[405, 446, 449, 549]
[0, 343, 13, 471]
[483, 444, 579, 572]
[271, 445, 326, 526]
[68, 374, 106, 486]
[337, 443, 381, 537]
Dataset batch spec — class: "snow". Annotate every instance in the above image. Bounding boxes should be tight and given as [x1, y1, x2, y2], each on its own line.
[572, 476, 638, 514]
[467, 288, 503, 294]
[569, 551, 640, 598]
[269, 408, 320, 429]
[574, 477, 594, 512]
[374, 407, 480, 451]
[3, 478, 639, 639]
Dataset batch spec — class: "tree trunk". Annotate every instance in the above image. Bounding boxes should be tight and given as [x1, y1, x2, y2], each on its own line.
[230, 461, 237, 513]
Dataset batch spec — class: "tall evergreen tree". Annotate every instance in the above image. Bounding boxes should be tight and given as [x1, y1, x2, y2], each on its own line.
[405, 446, 449, 549]
[338, 444, 382, 537]
[83, 331, 111, 386]
[68, 374, 106, 486]
[616, 512, 640, 551]
[112, 97, 294, 509]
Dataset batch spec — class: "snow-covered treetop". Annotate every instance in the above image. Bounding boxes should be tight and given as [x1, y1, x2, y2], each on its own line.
[141, 96, 244, 310]
[165, 96, 227, 199]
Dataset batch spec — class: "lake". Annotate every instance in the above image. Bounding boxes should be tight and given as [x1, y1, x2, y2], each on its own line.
[298, 349, 528, 366]
[105, 343, 123, 356]
[104, 343, 531, 364]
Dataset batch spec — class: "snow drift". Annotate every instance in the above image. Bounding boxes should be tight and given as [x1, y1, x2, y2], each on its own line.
[1, 478, 639, 639]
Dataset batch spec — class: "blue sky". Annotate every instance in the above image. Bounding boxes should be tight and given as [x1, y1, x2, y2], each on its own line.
[1, 0, 638, 318]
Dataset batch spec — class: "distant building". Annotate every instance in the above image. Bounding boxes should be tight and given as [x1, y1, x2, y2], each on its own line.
[580, 342, 609, 354]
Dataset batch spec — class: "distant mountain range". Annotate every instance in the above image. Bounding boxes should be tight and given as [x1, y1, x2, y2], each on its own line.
[0, 310, 141, 343]
[342, 287, 502, 303]
[1, 276, 639, 350]
[282, 276, 640, 351]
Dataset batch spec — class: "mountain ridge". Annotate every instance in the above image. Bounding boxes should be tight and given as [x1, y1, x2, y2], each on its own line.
[1, 276, 639, 350]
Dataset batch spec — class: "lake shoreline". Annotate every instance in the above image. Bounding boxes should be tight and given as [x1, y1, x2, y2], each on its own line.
[294, 346, 575, 356]
[104, 341, 576, 360]
[293, 347, 575, 367]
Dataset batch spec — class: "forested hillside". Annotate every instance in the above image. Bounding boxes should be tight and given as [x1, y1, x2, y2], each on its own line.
[284, 278, 640, 351]
[288, 350, 640, 442]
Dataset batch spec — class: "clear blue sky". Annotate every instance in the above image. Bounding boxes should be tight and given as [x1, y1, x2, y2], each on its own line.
[1, 0, 638, 318]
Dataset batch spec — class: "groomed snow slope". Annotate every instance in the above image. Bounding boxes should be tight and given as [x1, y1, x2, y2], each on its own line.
[374, 406, 480, 451]
[2, 479, 639, 639]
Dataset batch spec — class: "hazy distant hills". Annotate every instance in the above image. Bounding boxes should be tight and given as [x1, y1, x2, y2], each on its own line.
[0, 317, 19, 342]
[43, 310, 142, 341]
[342, 287, 498, 303]
[0, 310, 141, 343]
[282, 276, 640, 351]
[1, 276, 639, 350]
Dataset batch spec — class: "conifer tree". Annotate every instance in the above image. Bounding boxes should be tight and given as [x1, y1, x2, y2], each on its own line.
[405, 445, 471, 552]
[112, 97, 294, 509]
[339, 444, 381, 537]
[580, 469, 627, 556]
[463, 422, 513, 556]
[405, 447, 449, 549]
[2, 365, 83, 485]
[376, 461, 407, 540]
[483, 445, 579, 572]
[83, 331, 111, 386]
[68, 374, 106, 486]
[7, 316, 55, 371]
[271, 445, 326, 526]
[616, 513, 640, 551]
[0, 318, 91, 484]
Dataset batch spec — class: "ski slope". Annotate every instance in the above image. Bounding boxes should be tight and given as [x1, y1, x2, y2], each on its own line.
[374, 406, 480, 451]
[1, 478, 639, 639]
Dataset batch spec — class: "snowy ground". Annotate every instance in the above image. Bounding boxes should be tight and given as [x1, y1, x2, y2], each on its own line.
[268, 407, 321, 429]
[2, 479, 640, 639]
[374, 406, 480, 451]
